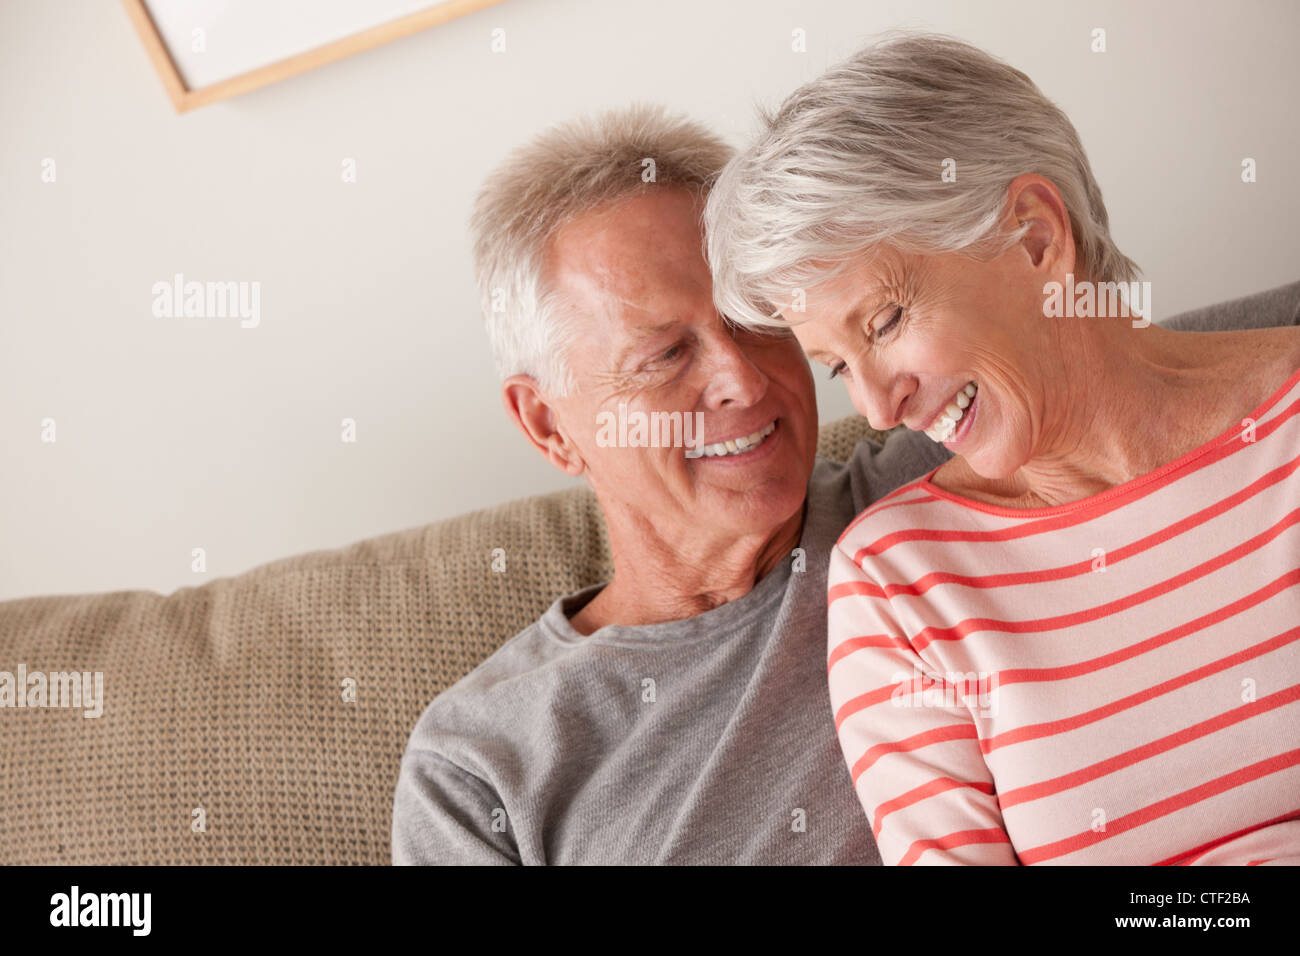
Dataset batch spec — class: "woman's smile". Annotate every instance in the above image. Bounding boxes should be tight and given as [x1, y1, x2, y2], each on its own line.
[921, 381, 978, 443]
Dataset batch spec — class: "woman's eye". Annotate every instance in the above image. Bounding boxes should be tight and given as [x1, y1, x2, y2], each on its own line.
[828, 361, 848, 380]
[873, 306, 903, 339]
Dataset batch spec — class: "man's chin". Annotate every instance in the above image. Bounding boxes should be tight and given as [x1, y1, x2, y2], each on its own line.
[701, 483, 808, 535]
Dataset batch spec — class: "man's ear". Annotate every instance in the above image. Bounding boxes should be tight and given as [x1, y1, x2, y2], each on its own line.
[1003, 173, 1077, 278]
[501, 375, 586, 477]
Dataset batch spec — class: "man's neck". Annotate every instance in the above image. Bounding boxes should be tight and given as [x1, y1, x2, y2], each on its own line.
[567, 502, 806, 636]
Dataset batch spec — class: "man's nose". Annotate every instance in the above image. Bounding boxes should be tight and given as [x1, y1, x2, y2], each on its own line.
[700, 334, 768, 408]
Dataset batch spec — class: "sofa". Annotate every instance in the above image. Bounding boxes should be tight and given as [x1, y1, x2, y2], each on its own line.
[2, 281, 1297, 865]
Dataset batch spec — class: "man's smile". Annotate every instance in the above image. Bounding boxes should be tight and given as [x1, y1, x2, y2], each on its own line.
[686, 418, 780, 461]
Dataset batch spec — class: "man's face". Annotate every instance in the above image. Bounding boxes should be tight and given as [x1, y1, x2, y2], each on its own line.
[543, 188, 818, 541]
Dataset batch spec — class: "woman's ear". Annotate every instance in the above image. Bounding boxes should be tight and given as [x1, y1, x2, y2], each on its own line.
[1004, 173, 1077, 278]
[502, 375, 586, 477]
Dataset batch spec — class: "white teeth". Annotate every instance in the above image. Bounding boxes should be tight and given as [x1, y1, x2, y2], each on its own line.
[686, 420, 776, 459]
[924, 383, 978, 443]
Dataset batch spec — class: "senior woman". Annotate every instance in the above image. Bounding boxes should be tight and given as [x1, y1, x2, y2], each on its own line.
[704, 33, 1300, 865]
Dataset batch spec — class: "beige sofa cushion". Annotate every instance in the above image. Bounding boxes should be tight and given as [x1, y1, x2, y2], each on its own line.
[0, 416, 883, 864]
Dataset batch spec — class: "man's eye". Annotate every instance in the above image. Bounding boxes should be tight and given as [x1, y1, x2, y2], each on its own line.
[828, 361, 848, 380]
[640, 344, 684, 371]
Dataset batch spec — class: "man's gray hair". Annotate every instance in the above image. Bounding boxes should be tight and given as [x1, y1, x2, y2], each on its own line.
[471, 104, 734, 394]
[705, 32, 1141, 329]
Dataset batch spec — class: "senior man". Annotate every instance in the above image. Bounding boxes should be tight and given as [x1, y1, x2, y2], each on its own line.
[392, 104, 1300, 864]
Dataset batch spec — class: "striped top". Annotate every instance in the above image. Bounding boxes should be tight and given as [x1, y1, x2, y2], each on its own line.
[827, 364, 1300, 865]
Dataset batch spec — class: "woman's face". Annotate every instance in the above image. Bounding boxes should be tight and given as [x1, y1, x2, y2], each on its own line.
[787, 244, 1058, 481]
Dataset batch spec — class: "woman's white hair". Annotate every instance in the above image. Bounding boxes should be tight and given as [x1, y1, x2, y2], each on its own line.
[705, 32, 1141, 329]
[470, 104, 733, 395]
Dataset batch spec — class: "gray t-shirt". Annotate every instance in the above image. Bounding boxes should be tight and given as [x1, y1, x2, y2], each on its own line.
[391, 431, 950, 864]
[390, 287, 1299, 865]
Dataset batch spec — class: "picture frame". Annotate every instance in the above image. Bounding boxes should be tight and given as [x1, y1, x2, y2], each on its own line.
[120, 0, 510, 113]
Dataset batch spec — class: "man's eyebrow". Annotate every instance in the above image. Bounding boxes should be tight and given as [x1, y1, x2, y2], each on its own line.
[631, 319, 680, 338]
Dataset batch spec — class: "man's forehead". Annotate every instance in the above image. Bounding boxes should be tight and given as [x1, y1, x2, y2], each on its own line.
[556, 254, 707, 318]
[550, 239, 711, 323]
[550, 214, 702, 283]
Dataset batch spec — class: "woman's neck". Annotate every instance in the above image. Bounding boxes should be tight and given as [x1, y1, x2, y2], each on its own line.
[944, 323, 1299, 510]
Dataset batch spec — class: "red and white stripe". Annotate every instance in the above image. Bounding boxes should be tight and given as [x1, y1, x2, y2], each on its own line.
[828, 366, 1300, 865]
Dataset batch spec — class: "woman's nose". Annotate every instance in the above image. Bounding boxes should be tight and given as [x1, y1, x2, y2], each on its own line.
[850, 377, 904, 432]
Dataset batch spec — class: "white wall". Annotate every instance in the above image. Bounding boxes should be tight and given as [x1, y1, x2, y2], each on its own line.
[2, 0, 1297, 600]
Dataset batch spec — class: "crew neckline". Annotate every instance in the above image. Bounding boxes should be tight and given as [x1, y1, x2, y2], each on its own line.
[533, 483, 851, 649]
[539, 547, 794, 648]
[917, 362, 1300, 519]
